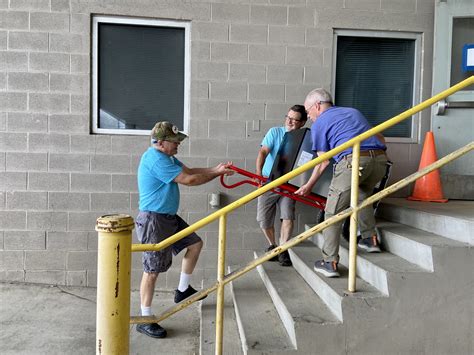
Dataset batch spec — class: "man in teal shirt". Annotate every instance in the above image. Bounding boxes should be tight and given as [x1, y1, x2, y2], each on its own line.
[136, 121, 233, 339]
[255, 105, 307, 266]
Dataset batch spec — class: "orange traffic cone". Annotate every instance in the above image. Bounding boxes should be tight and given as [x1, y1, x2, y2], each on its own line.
[408, 131, 448, 202]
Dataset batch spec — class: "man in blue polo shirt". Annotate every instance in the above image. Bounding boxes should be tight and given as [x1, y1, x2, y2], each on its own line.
[136, 121, 233, 338]
[296, 88, 387, 278]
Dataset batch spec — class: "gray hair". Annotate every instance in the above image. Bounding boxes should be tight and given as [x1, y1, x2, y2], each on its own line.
[305, 88, 333, 106]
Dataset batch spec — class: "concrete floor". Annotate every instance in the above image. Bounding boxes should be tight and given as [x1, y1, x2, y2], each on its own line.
[0, 282, 200, 355]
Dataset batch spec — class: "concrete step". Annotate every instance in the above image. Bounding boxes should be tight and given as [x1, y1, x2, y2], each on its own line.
[229, 267, 294, 354]
[254, 252, 341, 351]
[289, 242, 385, 322]
[307, 228, 428, 295]
[200, 279, 243, 355]
[377, 198, 474, 245]
[377, 218, 470, 272]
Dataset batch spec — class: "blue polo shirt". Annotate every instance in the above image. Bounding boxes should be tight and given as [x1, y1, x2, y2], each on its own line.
[260, 126, 287, 177]
[311, 106, 386, 163]
[137, 147, 183, 214]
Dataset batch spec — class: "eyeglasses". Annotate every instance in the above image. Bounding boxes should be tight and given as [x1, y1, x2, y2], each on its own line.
[305, 101, 331, 118]
[305, 102, 316, 114]
[163, 140, 180, 145]
[306, 101, 331, 111]
[285, 115, 303, 122]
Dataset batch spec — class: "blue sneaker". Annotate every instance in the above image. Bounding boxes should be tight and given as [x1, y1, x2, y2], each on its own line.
[314, 259, 340, 278]
[358, 236, 381, 253]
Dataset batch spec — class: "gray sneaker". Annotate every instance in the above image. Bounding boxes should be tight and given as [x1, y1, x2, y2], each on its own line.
[314, 259, 340, 278]
[358, 236, 381, 253]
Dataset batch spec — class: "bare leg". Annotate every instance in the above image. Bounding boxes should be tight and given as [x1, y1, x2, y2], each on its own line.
[280, 219, 294, 244]
[261, 226, 277, 246]
[138, 271, 167, 338]
[181, 240, 203, 274]
[140, 272, 159, 307]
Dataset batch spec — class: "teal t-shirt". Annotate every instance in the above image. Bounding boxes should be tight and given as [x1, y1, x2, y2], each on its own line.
[137, 147, 183, 214]
[261, 126, 286, 177]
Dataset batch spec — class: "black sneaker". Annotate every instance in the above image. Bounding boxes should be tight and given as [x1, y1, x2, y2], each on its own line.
[358, 235, 381, 253]
[313, 259, 340, 278]
[174, 285, 207, 303]
[278, 250, 292, 267]
[136, 323, 167, 338]
[266, 244, 278, 262]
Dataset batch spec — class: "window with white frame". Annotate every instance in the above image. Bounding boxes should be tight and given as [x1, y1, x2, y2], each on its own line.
[92, 16, 190, 135]
[333, 30, 421, 141]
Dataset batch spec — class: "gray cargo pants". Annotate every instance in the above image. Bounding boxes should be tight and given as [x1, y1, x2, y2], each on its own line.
[322, 152, 388, 263]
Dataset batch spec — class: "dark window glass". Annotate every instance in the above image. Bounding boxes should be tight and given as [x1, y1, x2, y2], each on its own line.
[98, 23, 185, 130]
[451, 17, 474, 90]
[335, 36, 415, 138]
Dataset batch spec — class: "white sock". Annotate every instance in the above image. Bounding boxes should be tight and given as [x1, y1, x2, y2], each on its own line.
[141, 306, 152, 316]
[178, 272, 191, 292]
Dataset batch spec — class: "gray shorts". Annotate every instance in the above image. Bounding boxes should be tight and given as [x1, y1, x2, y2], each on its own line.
[135, 211, 202, 273]
[256, 191, 296, 229]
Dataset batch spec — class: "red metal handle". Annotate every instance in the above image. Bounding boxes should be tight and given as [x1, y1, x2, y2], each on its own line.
[220, 165, 326, 210]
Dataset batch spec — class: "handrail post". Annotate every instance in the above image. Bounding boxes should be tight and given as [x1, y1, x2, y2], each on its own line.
[215, 214, 227, 355]
[95, 214, 134, 355]
[348, 144, 360, 292]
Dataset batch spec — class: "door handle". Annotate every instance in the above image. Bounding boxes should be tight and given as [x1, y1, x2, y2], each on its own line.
[435, 99, 474, 115]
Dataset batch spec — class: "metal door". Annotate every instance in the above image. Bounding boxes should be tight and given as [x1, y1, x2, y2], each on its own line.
[432, 0, 474, 198]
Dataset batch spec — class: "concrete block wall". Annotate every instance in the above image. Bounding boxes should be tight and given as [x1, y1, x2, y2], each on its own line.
[1, 0, 434, 288]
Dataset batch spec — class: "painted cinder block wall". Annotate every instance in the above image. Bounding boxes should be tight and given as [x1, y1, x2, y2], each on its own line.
[0, 0, 434, 288]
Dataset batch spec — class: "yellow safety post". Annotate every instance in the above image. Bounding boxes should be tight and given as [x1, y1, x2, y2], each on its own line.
[95, 214, 134, 355]
[348, 143, 360, 293]
[215, 215, 227, 355]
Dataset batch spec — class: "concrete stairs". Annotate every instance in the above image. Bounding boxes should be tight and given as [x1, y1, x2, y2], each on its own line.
[200, 198, 474, 354]
[377, 198, 474, 245]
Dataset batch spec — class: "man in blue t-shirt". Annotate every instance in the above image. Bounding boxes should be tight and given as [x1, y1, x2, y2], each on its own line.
[256, 105, 307, 266]
[295, 88, 388, 278]
[136, 121, 233, 339]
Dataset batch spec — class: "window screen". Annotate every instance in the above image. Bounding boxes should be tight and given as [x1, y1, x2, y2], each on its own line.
[93, 17, 189, 134]
[335, 36, 415, 138]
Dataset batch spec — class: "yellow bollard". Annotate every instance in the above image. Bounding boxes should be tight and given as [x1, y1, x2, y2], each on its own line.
[95, 214, 134, 355]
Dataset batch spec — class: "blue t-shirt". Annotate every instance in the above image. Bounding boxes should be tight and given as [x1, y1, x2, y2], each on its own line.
[137, 147, 183, 214]
[311, 106, 386, 163]
[260, 126, 287, 177]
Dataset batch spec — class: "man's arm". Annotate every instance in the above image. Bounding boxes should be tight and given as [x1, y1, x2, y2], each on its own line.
[256, 146, 270, 177]
[294, 151, 330, 196]
[174, 162, 234, 186]
[376, 133, 386, 145]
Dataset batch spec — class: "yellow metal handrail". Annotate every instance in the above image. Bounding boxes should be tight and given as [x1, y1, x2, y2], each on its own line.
[131, 76, 474, 255]
[130, 140, 472, 325]
[96, 76, 473, 355]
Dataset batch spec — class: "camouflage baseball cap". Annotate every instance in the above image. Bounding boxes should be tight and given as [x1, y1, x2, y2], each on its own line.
[151, 121, 187, 143]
